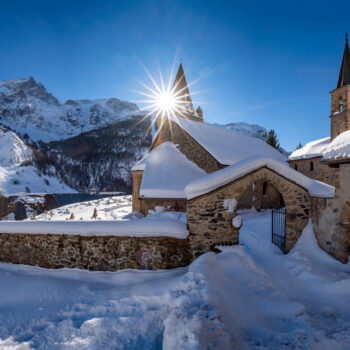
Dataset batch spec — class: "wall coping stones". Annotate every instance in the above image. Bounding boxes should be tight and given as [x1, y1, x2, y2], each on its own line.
[0, 218, 189, 239]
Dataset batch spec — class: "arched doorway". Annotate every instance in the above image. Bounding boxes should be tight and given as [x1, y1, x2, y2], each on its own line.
[187, 167, 311, 257]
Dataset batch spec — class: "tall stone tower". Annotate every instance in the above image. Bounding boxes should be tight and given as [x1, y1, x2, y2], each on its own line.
[173, 63, 203, 122]
[330, 34, 350, 140]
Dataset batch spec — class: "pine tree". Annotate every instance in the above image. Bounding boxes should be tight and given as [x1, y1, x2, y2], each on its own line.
[266, 129, 281, 151]
[295, 142, 303, 150]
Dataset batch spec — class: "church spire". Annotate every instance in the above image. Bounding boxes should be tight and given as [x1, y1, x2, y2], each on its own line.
[173, 63, 195, 115]
[337, 34, 350, 88]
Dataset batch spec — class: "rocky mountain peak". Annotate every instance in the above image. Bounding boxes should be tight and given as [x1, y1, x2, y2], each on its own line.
[0, 77, 60, 106]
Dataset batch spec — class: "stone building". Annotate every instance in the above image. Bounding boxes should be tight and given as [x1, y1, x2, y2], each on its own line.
[131, 62, 337, 262]
[287, 35, 350, 262]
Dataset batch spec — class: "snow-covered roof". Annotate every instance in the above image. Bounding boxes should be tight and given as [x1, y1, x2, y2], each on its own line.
[322, 130, 350, 161]
[185, 157, 334, 200]
[288, 137, 330, 161]
[154, 116, 287, 166]
[132, 142, 206, 198]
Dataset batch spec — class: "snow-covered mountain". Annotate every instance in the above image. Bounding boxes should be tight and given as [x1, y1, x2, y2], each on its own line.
[0, 77, 139, 142]
[215, 122, 289, 156]
[214, 122, 267, 140]
[0, 127, 75, 194]
[43, 114, 151, 193]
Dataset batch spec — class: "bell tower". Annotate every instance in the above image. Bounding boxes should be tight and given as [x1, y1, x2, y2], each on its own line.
[173, 63, 203, 122]
[330, 34, 350, 140]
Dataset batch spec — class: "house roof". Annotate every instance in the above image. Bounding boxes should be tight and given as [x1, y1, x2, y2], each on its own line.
[185, 157, 335, 200]
[288, 137, 330, 161]
[322, 130, 350, 162]
[154, 116, 287, 166]
[132, 141, 206, 199]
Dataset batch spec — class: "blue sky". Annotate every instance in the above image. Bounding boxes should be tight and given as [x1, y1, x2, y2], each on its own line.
[0, 0, 349, 150]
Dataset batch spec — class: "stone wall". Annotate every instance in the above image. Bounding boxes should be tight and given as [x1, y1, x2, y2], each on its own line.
[0, 233, 192, 271]
[288, 157, 338, 186]
[311, 162, 350, 263]
[132, 170, 143, 212]
[187, 167, 311, 258]
[330, 85, 350, 140]
[152, 118, 222, 173]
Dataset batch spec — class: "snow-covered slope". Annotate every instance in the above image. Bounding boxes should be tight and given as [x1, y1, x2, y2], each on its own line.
[0, 127, 75, 194]
[0, 77, 139, 142]
[0, 127, 33, 166]
[214, 122, 267, 140]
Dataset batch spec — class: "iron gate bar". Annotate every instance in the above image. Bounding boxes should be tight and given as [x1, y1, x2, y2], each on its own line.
[271, 208, 286, 253]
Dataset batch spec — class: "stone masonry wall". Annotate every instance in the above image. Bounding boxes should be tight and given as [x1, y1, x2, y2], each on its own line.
[152, 118, 222, 173]
[330, 85, 350, 140]
[187, 167, 311, 258]
[288, 157, 338, 186]
[132, 170, 143, 212]
[311, 163, 349, 263]
[0, 233, 192, 271]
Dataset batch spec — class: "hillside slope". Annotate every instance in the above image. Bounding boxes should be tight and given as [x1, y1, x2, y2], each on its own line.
[0, 127, 75, 194]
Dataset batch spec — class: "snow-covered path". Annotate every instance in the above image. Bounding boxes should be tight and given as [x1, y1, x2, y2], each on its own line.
[0, 210, 350, 349]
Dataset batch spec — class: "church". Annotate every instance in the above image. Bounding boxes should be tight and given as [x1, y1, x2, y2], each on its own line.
[132, 63, 287, 215]
[131, 36, 350, 264]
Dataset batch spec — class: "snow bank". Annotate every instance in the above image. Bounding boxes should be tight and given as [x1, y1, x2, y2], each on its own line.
[288, 137, 330, 161]
[0, 217, 188, 238]
[163, 116, 287, 165]
[185, 156, 334, 199]
[322, 130, 350, 161]
[132, 142, 206, 198]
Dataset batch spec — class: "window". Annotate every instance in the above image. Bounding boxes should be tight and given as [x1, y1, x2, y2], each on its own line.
[339, 101, 343, 112]
[294, 164, 298, 171]
[262, 182, 267, 196]
[310, 161, 314, 171]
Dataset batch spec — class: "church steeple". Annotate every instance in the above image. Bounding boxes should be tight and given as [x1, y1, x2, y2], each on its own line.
[173, 63, 195, 115]
[330, 34, 350, 140]
[337, 34, 350, 88]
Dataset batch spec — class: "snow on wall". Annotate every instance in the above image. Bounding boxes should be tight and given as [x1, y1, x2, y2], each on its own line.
[185, 156, 335, 199]
[0, 217, 188, 238]
[322, 130, 350, 160]
[133, 142, 206, 198]
[163, 116, 287, 166]
[288, 137, 330, 161]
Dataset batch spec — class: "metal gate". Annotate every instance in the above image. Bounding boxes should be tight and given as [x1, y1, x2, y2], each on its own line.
[271, 208, 286, 253]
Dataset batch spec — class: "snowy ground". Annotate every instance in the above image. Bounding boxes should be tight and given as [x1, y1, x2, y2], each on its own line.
[0, 210, 350, 349]
[33, 196, 134, 221]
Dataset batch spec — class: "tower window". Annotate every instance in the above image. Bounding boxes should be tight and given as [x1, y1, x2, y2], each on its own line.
[339, 101, 343, 112]
[310, 161, 314, 171]
[294, 164, 298, 171]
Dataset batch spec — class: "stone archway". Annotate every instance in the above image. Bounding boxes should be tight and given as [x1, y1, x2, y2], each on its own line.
[187, 167, 311, 258]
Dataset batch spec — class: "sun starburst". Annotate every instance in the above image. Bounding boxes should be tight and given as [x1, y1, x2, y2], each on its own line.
[130, 61, 204, 137]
